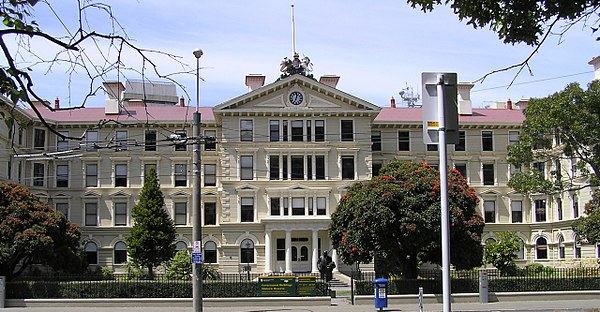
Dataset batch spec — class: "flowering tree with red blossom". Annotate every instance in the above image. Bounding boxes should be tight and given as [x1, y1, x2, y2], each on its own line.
[0, 182, 83, 280]
[329, 160, 484, 278]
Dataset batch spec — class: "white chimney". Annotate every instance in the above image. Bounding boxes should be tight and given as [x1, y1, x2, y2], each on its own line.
[588, 56, 600, 81]
[245, 74, 266, 91]
[319, 75, 340, 88]
[457, 82, 473, 115]
[103, 81, 124, 114]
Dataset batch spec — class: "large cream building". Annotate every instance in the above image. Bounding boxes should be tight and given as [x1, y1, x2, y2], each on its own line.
[1, 57, 599, 275]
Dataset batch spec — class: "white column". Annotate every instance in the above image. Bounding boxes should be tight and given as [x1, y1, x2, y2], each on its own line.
[264, 230, 272, 274]
[279, 153, 283, 181]
[285, 230, 292, 274]
[331, 248, 339, 273]
[311, 229, 319, 273]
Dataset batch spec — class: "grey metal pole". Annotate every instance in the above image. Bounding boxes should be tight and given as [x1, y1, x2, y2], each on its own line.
[0, 276, 5, 309]
[192, 48, 203, 312]
[437, 74, 451, 312]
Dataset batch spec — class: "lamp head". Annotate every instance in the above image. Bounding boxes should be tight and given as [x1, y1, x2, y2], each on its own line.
[193, 48, 203, 59]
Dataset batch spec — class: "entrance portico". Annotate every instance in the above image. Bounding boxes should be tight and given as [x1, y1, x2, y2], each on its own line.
[263, 221, 331, 274]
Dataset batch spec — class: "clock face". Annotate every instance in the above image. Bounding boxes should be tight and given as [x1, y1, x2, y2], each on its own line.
[289, 91, 304, 105]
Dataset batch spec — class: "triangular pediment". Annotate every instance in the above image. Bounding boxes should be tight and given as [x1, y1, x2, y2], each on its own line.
[82, 191, 101, 198]
[109, 191, 131, 198]
[214, 75, 380, 116]
[235, 184, 259, 192]
[51, 193, 72, 199]
[34, 192, 49, 199]
[170, 191, 190, 198]
[478, 189, 500, 197]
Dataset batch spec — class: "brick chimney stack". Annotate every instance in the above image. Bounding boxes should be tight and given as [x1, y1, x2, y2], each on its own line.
[179, 96, 185, 107]
[54, 97, 60, 110]
[507, 98, 512, 110]
[390, 96, 396, 108]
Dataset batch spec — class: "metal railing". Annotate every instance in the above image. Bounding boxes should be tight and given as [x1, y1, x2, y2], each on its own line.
[354, 267, 600, 295]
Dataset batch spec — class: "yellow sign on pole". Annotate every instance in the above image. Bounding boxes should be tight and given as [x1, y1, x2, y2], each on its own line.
[427, 121, 439, 128]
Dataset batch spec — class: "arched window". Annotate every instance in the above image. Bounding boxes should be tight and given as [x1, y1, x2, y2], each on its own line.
[574, 236, 582, 259]
[240, 239, 254, 264]
[557, 235, 565, 259]
[300, 246, 308, 261]
[175, 241, 188, 251]
[114, 241, 127, 264]
[292, 246, 298, 261]
[511, 238, 525, 260]
[536, 237, 548, 259]
[205, 241, 217, 264]
[84, 242, 98, 265]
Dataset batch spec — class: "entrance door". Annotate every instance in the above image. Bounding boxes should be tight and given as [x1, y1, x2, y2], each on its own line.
[292, 239, 311, 272]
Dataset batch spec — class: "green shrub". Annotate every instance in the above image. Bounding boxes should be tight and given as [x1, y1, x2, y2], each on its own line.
[524, 263, 555, 275]
[165, 250, 221, 281]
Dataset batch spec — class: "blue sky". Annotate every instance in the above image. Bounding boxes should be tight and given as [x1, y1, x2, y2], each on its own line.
[15, 0, 600, 109]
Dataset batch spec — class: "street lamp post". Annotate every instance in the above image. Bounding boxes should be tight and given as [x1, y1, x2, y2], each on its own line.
[192, 48, 203, 312]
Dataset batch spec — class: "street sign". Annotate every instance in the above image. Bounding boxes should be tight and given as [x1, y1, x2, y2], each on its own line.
[193, 241, 202, 253]
[422, 72, 459, 145]
[192, 252, 203, 264]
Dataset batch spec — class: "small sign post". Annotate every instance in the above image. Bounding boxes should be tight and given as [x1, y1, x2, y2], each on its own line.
[192, 252, 203, 264]
[418, 286, 424, 312]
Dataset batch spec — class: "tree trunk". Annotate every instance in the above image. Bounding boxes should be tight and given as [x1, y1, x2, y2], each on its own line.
[401, 254, 419, 279]
[147, 265, 154, 280]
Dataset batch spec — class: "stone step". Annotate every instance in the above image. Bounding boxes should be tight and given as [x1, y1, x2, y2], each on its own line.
[328, 278, 349, 288]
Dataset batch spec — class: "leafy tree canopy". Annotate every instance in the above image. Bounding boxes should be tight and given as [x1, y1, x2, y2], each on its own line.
[329, 160, 484, 279]
[125, 166, 176, 279]
[573, 191, 600, 244]
[484, 231, 521, 276]
[508, 81, 600, 194]
[0, 182, 83, 280]
[407, 0, 600, 45]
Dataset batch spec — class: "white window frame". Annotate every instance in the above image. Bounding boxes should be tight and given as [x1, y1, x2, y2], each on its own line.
[57, 131, 69, 152]
[114, 202, 128, 226]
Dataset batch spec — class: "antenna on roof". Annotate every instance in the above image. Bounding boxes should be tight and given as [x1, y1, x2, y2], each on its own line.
[399, 83, 421, 107]
[291, 4, 296, 55]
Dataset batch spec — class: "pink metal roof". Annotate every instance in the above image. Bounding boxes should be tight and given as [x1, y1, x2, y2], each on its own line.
[374, 107, 525, 124]
[25, 105, 215, 124]
[25, 104, 523, 125]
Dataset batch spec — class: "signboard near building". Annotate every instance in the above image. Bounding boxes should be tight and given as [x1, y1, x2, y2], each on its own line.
[297, 276, 317, 296]
[258, 276, 297, 296]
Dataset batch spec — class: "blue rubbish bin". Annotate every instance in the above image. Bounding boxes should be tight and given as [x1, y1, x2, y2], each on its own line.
[373, 278, 388, 310]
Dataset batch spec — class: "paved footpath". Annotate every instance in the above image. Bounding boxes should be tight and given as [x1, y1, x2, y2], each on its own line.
[4, 299, 600, 312]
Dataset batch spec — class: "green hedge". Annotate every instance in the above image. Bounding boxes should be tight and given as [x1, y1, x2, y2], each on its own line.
[489, 276, 600, 292]
[7, 280, 329, 299]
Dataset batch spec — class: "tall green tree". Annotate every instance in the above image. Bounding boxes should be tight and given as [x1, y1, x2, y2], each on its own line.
[407, 0, 599, 45]
[507, 81, 600, 244]
[0, 182, 83, 280]
[484, 231, 521, 276]
[572, 191, 600, 245]
[329, 160, 484, 279]
[126, 166, 176, 279]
